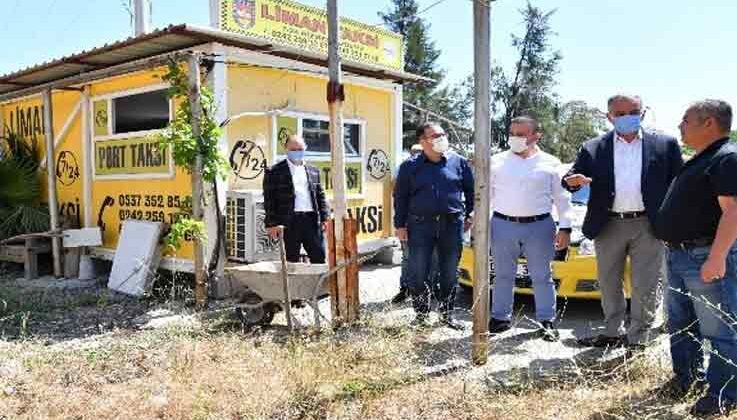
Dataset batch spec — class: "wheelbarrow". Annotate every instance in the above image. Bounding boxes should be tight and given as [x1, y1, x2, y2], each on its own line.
[223, 228, 387, 331]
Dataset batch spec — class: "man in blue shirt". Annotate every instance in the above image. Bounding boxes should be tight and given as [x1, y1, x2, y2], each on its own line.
[394, 122, 475, 329]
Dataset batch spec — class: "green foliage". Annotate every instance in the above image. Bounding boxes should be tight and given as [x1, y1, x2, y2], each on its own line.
[164, 218, 206, 253]
[158, 61, 229, 183]
[381, 0, 473, 151]
[491, 2, 562, 149]
[0, 130, 49, 240]
[730, 131, 736, 142]
[549, 101, 608, 162]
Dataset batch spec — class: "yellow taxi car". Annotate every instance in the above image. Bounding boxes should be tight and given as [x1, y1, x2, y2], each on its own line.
[458, 185, 632, 299]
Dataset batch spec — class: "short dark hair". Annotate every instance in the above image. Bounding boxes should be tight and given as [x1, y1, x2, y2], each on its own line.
[688, 99, 733, 133]
[510, 115, 539, 132]
[415, 122, 442, 141]
[607, 94, 642, 111]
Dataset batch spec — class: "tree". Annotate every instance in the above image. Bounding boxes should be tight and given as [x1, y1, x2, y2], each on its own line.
[381, 0, 472, 150]
[490, 2, 562, 149]
[550, 101, 607, 162]
[730, 130, 736, 143]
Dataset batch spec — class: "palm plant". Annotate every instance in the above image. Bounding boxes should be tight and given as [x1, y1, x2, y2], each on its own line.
[0, 129, 49, 240]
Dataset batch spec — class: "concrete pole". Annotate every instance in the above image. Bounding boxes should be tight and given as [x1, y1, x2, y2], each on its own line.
[134, 0, 151, 36]
[471, 0, 492, 366]
[42, 89, 62, 278]
[188, 53, 207, 307]
[209, 0, 222, 29]
[327, 0, 351, 322]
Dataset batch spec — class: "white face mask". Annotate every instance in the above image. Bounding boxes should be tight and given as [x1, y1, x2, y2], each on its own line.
[431, 136, 450, 153]
[508, 136, 529, 153]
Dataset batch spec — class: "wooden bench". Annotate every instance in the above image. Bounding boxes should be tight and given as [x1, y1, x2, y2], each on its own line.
[0, 237, 52, 280]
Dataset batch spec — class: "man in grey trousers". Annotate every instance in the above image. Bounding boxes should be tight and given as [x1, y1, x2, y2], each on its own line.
[488, 116, 573, 342]
[564, 94, 683, 349]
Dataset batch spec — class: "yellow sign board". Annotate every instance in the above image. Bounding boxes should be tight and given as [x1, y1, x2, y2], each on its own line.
[221, 0, 404, 71]
[311, 160, 362, 195]
[275, 115, 297, 155]
[93, 100, 109, 137]
[95, 136, 170, 177]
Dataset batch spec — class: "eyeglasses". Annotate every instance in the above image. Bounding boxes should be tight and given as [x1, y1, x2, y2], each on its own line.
[424, 132, 446, 140]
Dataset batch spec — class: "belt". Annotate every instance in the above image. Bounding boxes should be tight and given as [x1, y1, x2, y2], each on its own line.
[608, 210, 647, 219]
[294, 211, 315, 214]
[493, 212, 550, 223]
[410, 213, 461, 222]
[664, 237, 713, 250]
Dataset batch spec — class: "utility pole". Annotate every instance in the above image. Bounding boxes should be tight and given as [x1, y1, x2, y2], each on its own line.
[471, 0, 492, 366]
[134, 0, 151, 36]
[188, 53, 207, 308]
[42, 89, 62, 278]
[327, 0, 352, 323]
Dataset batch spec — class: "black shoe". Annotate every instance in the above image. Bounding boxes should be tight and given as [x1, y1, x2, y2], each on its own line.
[411, 313, 431, 329]
[391, 287, 408, 304]
[440, 313, 464, 331]
[536, 321, 560, 342]
[690, 394, 735, 417]
[658, 376, 707, 400]
[489, 318, 511, 335]
[625, 342, 647, 358]
[577, 334, 626, 348]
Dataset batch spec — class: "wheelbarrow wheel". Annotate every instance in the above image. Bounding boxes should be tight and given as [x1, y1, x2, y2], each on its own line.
[235, 290, 275, 328]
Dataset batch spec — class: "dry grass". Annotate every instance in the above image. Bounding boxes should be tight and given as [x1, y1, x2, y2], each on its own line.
[2, 271, 735, 420]
[0, 315, 716, 420]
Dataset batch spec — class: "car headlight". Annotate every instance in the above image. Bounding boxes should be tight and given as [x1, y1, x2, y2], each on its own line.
[577, 238, 596, 256]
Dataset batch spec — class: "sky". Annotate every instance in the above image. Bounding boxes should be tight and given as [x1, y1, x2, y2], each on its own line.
[1, 0, 736, 136]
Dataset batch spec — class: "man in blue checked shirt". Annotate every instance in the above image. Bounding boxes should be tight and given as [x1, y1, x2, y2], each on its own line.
[393, 122, 475, 329]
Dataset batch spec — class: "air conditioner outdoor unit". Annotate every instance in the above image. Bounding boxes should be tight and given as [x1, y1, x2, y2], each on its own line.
[225, 190, 279, 263]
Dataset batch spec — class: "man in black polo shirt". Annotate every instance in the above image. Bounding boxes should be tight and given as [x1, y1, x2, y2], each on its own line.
[655, 99, 737, 417]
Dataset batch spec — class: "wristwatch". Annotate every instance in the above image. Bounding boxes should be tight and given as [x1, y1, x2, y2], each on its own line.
[558, 227, 572, 233]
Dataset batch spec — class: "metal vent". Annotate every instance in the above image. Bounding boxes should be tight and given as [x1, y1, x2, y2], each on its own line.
[225, 191, 279, 262]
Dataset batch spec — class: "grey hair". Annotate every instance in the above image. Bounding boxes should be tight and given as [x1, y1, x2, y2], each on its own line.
[510, 115, 540, 132]
[607, 94, 643, 111]
[688, 99, 733, 133]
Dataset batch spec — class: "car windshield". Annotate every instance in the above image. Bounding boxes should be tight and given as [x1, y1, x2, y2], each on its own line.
[571, 185, 590, 205]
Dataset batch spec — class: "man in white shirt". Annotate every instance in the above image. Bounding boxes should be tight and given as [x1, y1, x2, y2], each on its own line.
[564, 94, 683, 349]
[488, 116, 573, 342]
[263, 135, 330, 263]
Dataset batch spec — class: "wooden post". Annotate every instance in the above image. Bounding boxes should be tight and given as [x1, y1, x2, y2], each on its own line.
[471, 0, 492, 365]
[326, 220, 339, 317]
[42, 89, 62, 278]
[343, 218, 359, 320]
[327, 0, 354, 323]
[278, 229, 293, 331]
[188, 53, 207, 308]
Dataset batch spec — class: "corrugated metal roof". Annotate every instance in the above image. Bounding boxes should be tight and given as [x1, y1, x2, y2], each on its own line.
[0, 24, 427, 101]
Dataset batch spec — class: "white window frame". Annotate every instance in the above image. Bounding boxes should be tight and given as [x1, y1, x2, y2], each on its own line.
[91, 83, 175, 180]
[271, 111, 367, 198]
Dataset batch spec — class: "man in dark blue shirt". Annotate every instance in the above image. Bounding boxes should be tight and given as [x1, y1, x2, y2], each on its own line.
[394, 122, 475, 329]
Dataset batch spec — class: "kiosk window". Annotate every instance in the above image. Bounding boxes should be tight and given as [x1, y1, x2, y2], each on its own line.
[112, 90, 170, 134]
[302, 119, 360, 157]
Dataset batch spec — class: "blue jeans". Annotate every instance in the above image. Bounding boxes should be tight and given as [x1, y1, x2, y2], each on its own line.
[667, 245, 737, 401]
[407, 213, 463, 314]
[400, 240, 439, 290]
[491, 216, 557, 322]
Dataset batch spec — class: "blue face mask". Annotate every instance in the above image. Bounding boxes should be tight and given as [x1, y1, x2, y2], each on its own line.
[613, 114, 642, 135]
[287, 150, 305, 162]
